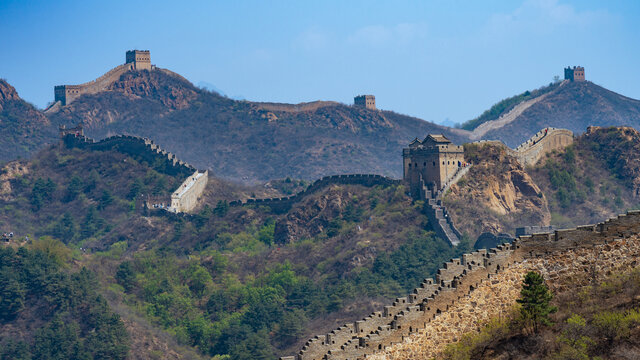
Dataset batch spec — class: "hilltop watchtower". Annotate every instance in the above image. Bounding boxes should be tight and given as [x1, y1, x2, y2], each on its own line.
[354, 95, 376, 110]
[403, 134, 465, 199]
[564, 66, 585, 82]
[126, 50, 151, 70]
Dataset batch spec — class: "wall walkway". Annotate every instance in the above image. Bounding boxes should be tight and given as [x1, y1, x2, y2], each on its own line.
[281, 210, 640, 360]
[231, 174, 401, 213]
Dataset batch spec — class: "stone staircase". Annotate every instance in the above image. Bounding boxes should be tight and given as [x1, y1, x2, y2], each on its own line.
[419, 166, 470, 246]
[424, 193, 461, 246]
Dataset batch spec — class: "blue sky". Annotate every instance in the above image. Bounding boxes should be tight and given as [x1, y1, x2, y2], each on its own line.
[1, 0, 638, 125]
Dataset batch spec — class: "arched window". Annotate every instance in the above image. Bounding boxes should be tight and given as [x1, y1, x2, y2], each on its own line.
[433, 161, 436, 166]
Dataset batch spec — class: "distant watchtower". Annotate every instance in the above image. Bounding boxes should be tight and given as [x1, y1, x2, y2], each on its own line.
[354, 95, 376, 110]
[564, 66, 585, 82]
[403, 134, 465, 199]
[126, 50, 151, 70]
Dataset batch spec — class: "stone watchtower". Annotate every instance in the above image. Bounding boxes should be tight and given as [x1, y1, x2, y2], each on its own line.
[354, 95, 376, 110]
[564, 66, 585, 82]
[126, 50, 151, 70]
[403, 134, 464, 199]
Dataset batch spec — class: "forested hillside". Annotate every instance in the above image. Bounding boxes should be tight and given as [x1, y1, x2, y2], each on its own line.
[0, 244, 129, 359]
[0, 142, 473, 359]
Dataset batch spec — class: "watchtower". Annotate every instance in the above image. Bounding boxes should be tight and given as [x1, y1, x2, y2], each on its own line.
[354, 95, 376, 110]
[403, 134, 465, 199]
[564, 66, 585, 82]
[54, 85, 82, 106]
[126, 50, 151, 70]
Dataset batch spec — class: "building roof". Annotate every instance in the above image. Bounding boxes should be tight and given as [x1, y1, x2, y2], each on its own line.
[423, 134, 451, 144]
[408, 138, 422, 147]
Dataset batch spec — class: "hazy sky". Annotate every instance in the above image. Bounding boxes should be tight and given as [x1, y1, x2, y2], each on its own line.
[1, 0, 638, 125]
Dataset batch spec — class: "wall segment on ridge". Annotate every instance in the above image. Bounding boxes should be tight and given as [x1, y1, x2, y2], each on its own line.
[282, 210, 640, 360]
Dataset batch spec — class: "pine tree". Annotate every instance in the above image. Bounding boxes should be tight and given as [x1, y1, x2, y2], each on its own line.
[517, 271, 557, 333]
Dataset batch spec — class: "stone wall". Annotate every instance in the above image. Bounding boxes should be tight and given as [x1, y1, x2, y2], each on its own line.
[282, 210, 640, 360]
[231, 174, 401, 213]
[62, 133, 195, 178]
[472, 127, 574, 168]
[51, 63, 132, 108]
[169, 170, 208, 213]
[512, 128, 574, 167]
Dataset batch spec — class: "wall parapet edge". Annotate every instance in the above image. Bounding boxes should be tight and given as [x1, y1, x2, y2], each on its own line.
[282, 209, 640, 360]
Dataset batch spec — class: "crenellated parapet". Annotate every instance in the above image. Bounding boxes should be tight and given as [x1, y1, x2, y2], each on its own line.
[283, 210, 640, 360]
[474, 127, 574, 167]
[61, 132, 196, 177]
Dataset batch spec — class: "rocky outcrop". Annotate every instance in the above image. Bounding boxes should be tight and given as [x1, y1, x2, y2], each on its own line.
[0, 80, 21, 108]
[108, 70, 198, 110]
[443, 143, 550, 239]
[0, 79, 54, 161]
[0, 161, 29, 201]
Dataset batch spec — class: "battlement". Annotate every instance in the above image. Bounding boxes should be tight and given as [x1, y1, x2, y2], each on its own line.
[283, 210, 640, 360]
[354, 94, 376, 110]
[61, 132, 196, 177]
[564, 66, 585, 82]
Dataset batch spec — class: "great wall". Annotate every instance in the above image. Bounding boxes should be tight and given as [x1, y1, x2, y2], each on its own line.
[281, 209, 640, 360]
[277, 127, 583, 359]
[230, 174, 401, 213]
[60, 131, 208, 213]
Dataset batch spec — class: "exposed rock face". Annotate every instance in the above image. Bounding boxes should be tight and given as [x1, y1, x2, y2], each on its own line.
[0, 79, 54, 160]
[108, 70, 198, 110]
[0, 161, 29, 201]
[443, 143, 550, 238]
[0, 80, 21, 109]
